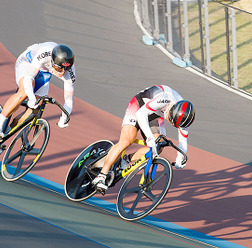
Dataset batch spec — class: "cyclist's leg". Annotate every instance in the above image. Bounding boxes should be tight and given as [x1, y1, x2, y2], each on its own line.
[1, 56, 35, 119]
[10, 108, 35, 128]
[11, 72, 50, 128]
[1, 58, 34, 133]
[0, 78, 31, 146]
[8, 77, 36, 128]
[131, 116, 164, 161]
[93, 96, 139, 191]
[100, 124, 138, 175]
[0, 79, 27, 131]
[99, 96, 139, 175]
[93, 124, 137, 192]
[130, 132, 161, 161]
[2, 76, 50, 181]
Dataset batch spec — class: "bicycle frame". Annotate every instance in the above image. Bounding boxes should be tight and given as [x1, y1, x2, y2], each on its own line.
[121, 139, 152, 178]
[64, 135, 187, 220]
[1, 95, 70, 182]
[1, 96, 69, 144]
[2, 111, 39, 144]
[106, 139, 154, 188]
[82, 135, 186, 191]
[116, 136, 187, 186]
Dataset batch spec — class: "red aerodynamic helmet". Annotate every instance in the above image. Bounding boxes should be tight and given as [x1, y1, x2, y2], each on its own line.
[168, 100, 195, 128]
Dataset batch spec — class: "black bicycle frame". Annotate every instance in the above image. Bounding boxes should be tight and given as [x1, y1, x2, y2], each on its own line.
[1, 100, 47, 144]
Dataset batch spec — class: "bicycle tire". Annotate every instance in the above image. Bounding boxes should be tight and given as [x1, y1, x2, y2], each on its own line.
[64, 140, 114, 202]
[1, 118, 50, 181]
[116, 157, 172, 221]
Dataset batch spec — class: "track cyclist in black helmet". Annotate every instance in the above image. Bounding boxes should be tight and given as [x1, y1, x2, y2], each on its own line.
[93, 85, 196, 192]
[0, 42, 76, 154]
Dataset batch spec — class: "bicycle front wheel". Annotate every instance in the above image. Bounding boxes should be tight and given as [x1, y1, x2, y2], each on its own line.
[1, 118, 50, 181]
[117, 157, 172, 221]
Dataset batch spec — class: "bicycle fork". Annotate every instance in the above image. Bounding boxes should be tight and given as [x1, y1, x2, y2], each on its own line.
[121, 148, 156, 187]
[139, 149, 157, 187]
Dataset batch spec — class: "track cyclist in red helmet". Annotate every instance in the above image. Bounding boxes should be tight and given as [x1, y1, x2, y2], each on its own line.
[93, 85, 196, 192]
[0, 42, 76, 154]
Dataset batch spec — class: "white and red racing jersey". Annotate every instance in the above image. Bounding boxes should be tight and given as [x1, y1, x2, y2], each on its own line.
[134, 85, 189, 160]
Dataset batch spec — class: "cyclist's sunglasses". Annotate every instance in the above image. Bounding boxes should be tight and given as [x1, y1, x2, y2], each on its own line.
[52, 60, 71, 73]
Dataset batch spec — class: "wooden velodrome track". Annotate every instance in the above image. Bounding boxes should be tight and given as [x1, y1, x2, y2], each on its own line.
[0, 1, 251, 248]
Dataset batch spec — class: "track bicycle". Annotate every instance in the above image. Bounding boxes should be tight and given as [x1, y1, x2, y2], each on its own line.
[0, 95, 70, 181]
[64, 135, 187, 221]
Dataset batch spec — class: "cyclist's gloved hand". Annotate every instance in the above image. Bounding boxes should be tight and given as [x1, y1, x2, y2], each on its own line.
[27, 99, 39, 109]
[146, 136, 158, 158]
[57, 115, 69, 128]
[174, 156, 186, 169]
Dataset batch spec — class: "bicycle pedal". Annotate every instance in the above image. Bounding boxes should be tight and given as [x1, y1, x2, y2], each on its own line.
[98, 188, 106, 196]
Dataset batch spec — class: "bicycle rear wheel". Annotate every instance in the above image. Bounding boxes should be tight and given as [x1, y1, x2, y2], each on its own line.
[65, 140, 114, 201]
[1, 118, 50, 181]
[116, 157, 172, 221]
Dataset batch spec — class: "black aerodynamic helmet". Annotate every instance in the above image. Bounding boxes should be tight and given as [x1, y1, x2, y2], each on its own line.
[168, 100, 195, 128]
[52, 45, 74, 70]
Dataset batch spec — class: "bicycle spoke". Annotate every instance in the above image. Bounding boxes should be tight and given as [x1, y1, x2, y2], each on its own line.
[117, 158, 172, 221]
[5, 150, 23, 164]
[29, 125, 44, 146]
[124, 186, 141, 194]
[2, 118, 50, 181]
[14, 152, 27, 176]
[148, 170, 166, 188]
[128, 191, 144, 214]
[142, 189, 157, 203]
[25, 148, 41, 156]
[21, 128, 29, 144]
